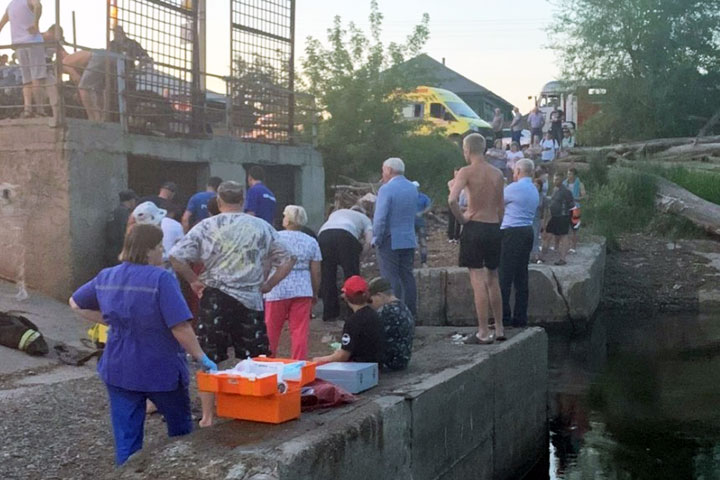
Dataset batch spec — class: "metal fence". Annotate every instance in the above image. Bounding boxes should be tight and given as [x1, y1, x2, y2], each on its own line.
[0, 0, 310, 143]
[230, 0, 295, 142]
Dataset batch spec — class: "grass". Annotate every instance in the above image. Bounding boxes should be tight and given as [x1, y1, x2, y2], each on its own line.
[660, 166, 720, 206]
[582, 155, 658, 250]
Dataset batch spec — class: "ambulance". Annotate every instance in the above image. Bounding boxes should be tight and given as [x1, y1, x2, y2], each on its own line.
[400, 86, 493, 144]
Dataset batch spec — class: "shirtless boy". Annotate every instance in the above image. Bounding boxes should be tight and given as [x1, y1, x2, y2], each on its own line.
[448, 133, 506, 344]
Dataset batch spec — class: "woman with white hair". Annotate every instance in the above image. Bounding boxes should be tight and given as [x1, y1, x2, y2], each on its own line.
[264, 205, 322, 359]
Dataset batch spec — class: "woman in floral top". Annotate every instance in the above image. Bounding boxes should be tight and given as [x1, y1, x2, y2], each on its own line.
[368, 277, 414, 371]
[264, 205, 322, 359]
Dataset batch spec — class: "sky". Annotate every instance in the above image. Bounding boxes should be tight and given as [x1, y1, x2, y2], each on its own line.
[0, 0, 560, 111]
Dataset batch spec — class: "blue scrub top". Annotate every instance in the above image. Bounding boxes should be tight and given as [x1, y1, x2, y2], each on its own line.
[186, 191, 216, 225]
[72, 263, 192, 392]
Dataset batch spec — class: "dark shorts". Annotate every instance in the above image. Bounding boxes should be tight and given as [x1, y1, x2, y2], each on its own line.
[197, 287, 269, 363]
[459, 221, 502, 270]
[531, 127, 543, 138]
[546, 216, 571, 236]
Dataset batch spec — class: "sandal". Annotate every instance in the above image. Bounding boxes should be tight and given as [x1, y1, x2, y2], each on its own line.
[496, 334, 507, 342]
[464, 333, 495, 345]
[18, 110, 34, 119]
[554, 259, 567, 266]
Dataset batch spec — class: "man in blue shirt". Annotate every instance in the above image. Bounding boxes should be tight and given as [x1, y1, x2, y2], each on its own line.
[499, 158, 540, 327]
[412, 181, 432, 268]
[181, 176, 222, 232]
[244, 166, 277, 225]
[373, 157, 418, 316]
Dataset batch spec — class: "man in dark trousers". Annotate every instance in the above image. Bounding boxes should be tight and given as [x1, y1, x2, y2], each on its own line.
[373, 157, 418, 317]
[105, 189, 137, 266]
[499, 159, 539, 328]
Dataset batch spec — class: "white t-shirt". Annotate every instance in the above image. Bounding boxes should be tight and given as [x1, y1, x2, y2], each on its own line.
[264, 230, 322, 301]
[506, 150, 524, 170]
[161, 217, 184, 267]
[540, 139, 558, 162]
[318, 209, 372, 240]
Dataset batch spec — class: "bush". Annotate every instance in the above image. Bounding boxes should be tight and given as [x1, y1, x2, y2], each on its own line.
[584, 169, 656, 249]
[393, 134, 465, 204]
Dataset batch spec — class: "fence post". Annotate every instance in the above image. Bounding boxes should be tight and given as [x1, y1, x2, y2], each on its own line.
[54, 0, 64, 127]
[116, 56, 128, 133]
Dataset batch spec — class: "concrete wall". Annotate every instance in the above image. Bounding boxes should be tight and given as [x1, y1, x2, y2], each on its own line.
[416, 239, 606, 326]
[112, 328, 548, 480]
[0, 120, 73, 298]
[0, 118, 325, 300]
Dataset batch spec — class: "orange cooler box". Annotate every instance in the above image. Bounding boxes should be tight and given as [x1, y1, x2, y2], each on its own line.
[196, 372, 279, 396]
[216, 385, 302, 424]
[252, 357, 317, 386]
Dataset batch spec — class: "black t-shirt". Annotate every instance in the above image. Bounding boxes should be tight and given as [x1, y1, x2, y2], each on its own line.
[549, 185, 575, 218]
[341, 306, 385, 363]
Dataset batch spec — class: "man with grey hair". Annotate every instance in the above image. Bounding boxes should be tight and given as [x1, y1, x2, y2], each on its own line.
[170, 180, 295, 427]
[373, 157, 418, 316]
[449, 134, 506, 344]
[499, 158, 539, 328]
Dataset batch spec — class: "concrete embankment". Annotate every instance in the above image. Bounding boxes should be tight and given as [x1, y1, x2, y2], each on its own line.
[416, 238, 606, 326]
[112, 328, 548, 480]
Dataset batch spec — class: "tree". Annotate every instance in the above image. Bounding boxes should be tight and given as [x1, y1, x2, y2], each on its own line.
[550, 0, 720, 144]
[301, 0, 432, 185]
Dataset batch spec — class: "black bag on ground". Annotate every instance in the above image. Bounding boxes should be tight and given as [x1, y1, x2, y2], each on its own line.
[0, 312, 49, 355]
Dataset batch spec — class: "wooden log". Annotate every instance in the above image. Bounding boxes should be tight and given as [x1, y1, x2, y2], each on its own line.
[569, 135, 720, 158]
[616, 167, 720, 237]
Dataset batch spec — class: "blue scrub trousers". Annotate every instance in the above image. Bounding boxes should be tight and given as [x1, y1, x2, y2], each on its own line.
[106, 382, 193, 465]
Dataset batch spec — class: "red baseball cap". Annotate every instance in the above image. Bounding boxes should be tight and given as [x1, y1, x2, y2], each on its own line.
[342, 275, 369, 296]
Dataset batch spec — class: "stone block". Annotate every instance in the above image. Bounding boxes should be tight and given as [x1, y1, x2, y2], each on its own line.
[551, 239, 606, 322]
[525, 267, 568, 324]
[492, 328, 548, 480]
[445, 267, 476, 326]
[408, 355, 495, 480]
[414, 268, 447, 326]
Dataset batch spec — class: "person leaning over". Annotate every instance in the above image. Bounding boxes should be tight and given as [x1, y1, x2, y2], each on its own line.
[368, 277, 414, 371]
[317, 204, 373, 321]
[313, 276, 384, 365]
[264, 205, 322, 360]
[499, 159, 539, 328]
[169, 181, 295, 427]
[373, 157, 419, 317]
[69, 224, 218, 466]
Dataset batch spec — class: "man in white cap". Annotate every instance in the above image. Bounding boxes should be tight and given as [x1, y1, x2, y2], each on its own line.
[169, 180, 295, 427]
[372, 157, 418, 316]
[131, 201, 184, 274]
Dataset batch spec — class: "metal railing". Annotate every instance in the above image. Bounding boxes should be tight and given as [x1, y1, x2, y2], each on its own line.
[0, 0, 314, 143]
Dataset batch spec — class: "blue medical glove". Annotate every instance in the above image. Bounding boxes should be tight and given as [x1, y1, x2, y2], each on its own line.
[200, 354, 218, 372]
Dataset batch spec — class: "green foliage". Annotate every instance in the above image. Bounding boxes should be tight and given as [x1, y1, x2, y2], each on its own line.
[393, 134, 465, 204]
[301, 1, 432, 188]
[583, 153, 610, 189]
[584, 169, 657, 249]
[550, 0, 720, 143]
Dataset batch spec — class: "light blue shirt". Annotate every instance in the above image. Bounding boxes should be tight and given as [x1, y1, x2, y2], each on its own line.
[501, 177, 540, 229]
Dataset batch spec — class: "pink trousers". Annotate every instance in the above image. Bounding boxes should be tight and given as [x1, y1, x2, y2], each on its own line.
[264, 297, 312, 360]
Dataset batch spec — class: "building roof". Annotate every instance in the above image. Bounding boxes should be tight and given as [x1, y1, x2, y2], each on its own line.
[395, 54, 515, 110]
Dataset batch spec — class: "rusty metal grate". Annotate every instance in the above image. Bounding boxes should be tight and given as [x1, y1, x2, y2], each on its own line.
[230, 0, 295, 142]
[108, 0, 200, 136]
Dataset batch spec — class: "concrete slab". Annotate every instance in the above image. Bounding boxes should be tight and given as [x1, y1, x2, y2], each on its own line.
[107, 328, 548, 480]
[0, 280, 91, 375]
[414, 268, 447, 326]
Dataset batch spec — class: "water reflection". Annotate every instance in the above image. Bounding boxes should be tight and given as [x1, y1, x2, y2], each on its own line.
[536, 313, 720, 480]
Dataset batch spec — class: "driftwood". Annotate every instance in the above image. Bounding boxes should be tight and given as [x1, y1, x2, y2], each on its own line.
[568, 135, 720, 160]
[694, 108, 720, 147]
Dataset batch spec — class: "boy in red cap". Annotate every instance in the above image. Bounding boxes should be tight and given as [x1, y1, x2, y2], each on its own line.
[313, 275, 384, 364]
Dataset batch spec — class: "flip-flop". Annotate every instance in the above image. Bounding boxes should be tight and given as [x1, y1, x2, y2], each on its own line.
[496, 334, 507, 342]
[464, 333, 495, 345]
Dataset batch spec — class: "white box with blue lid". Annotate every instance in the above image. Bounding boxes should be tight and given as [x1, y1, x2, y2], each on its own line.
[315, 362, 378, 394]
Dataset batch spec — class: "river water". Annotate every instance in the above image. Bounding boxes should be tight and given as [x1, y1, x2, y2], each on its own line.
[528, 312, 720, 480]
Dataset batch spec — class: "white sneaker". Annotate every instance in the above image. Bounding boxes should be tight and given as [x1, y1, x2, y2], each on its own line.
[568, 248, 576, 254]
